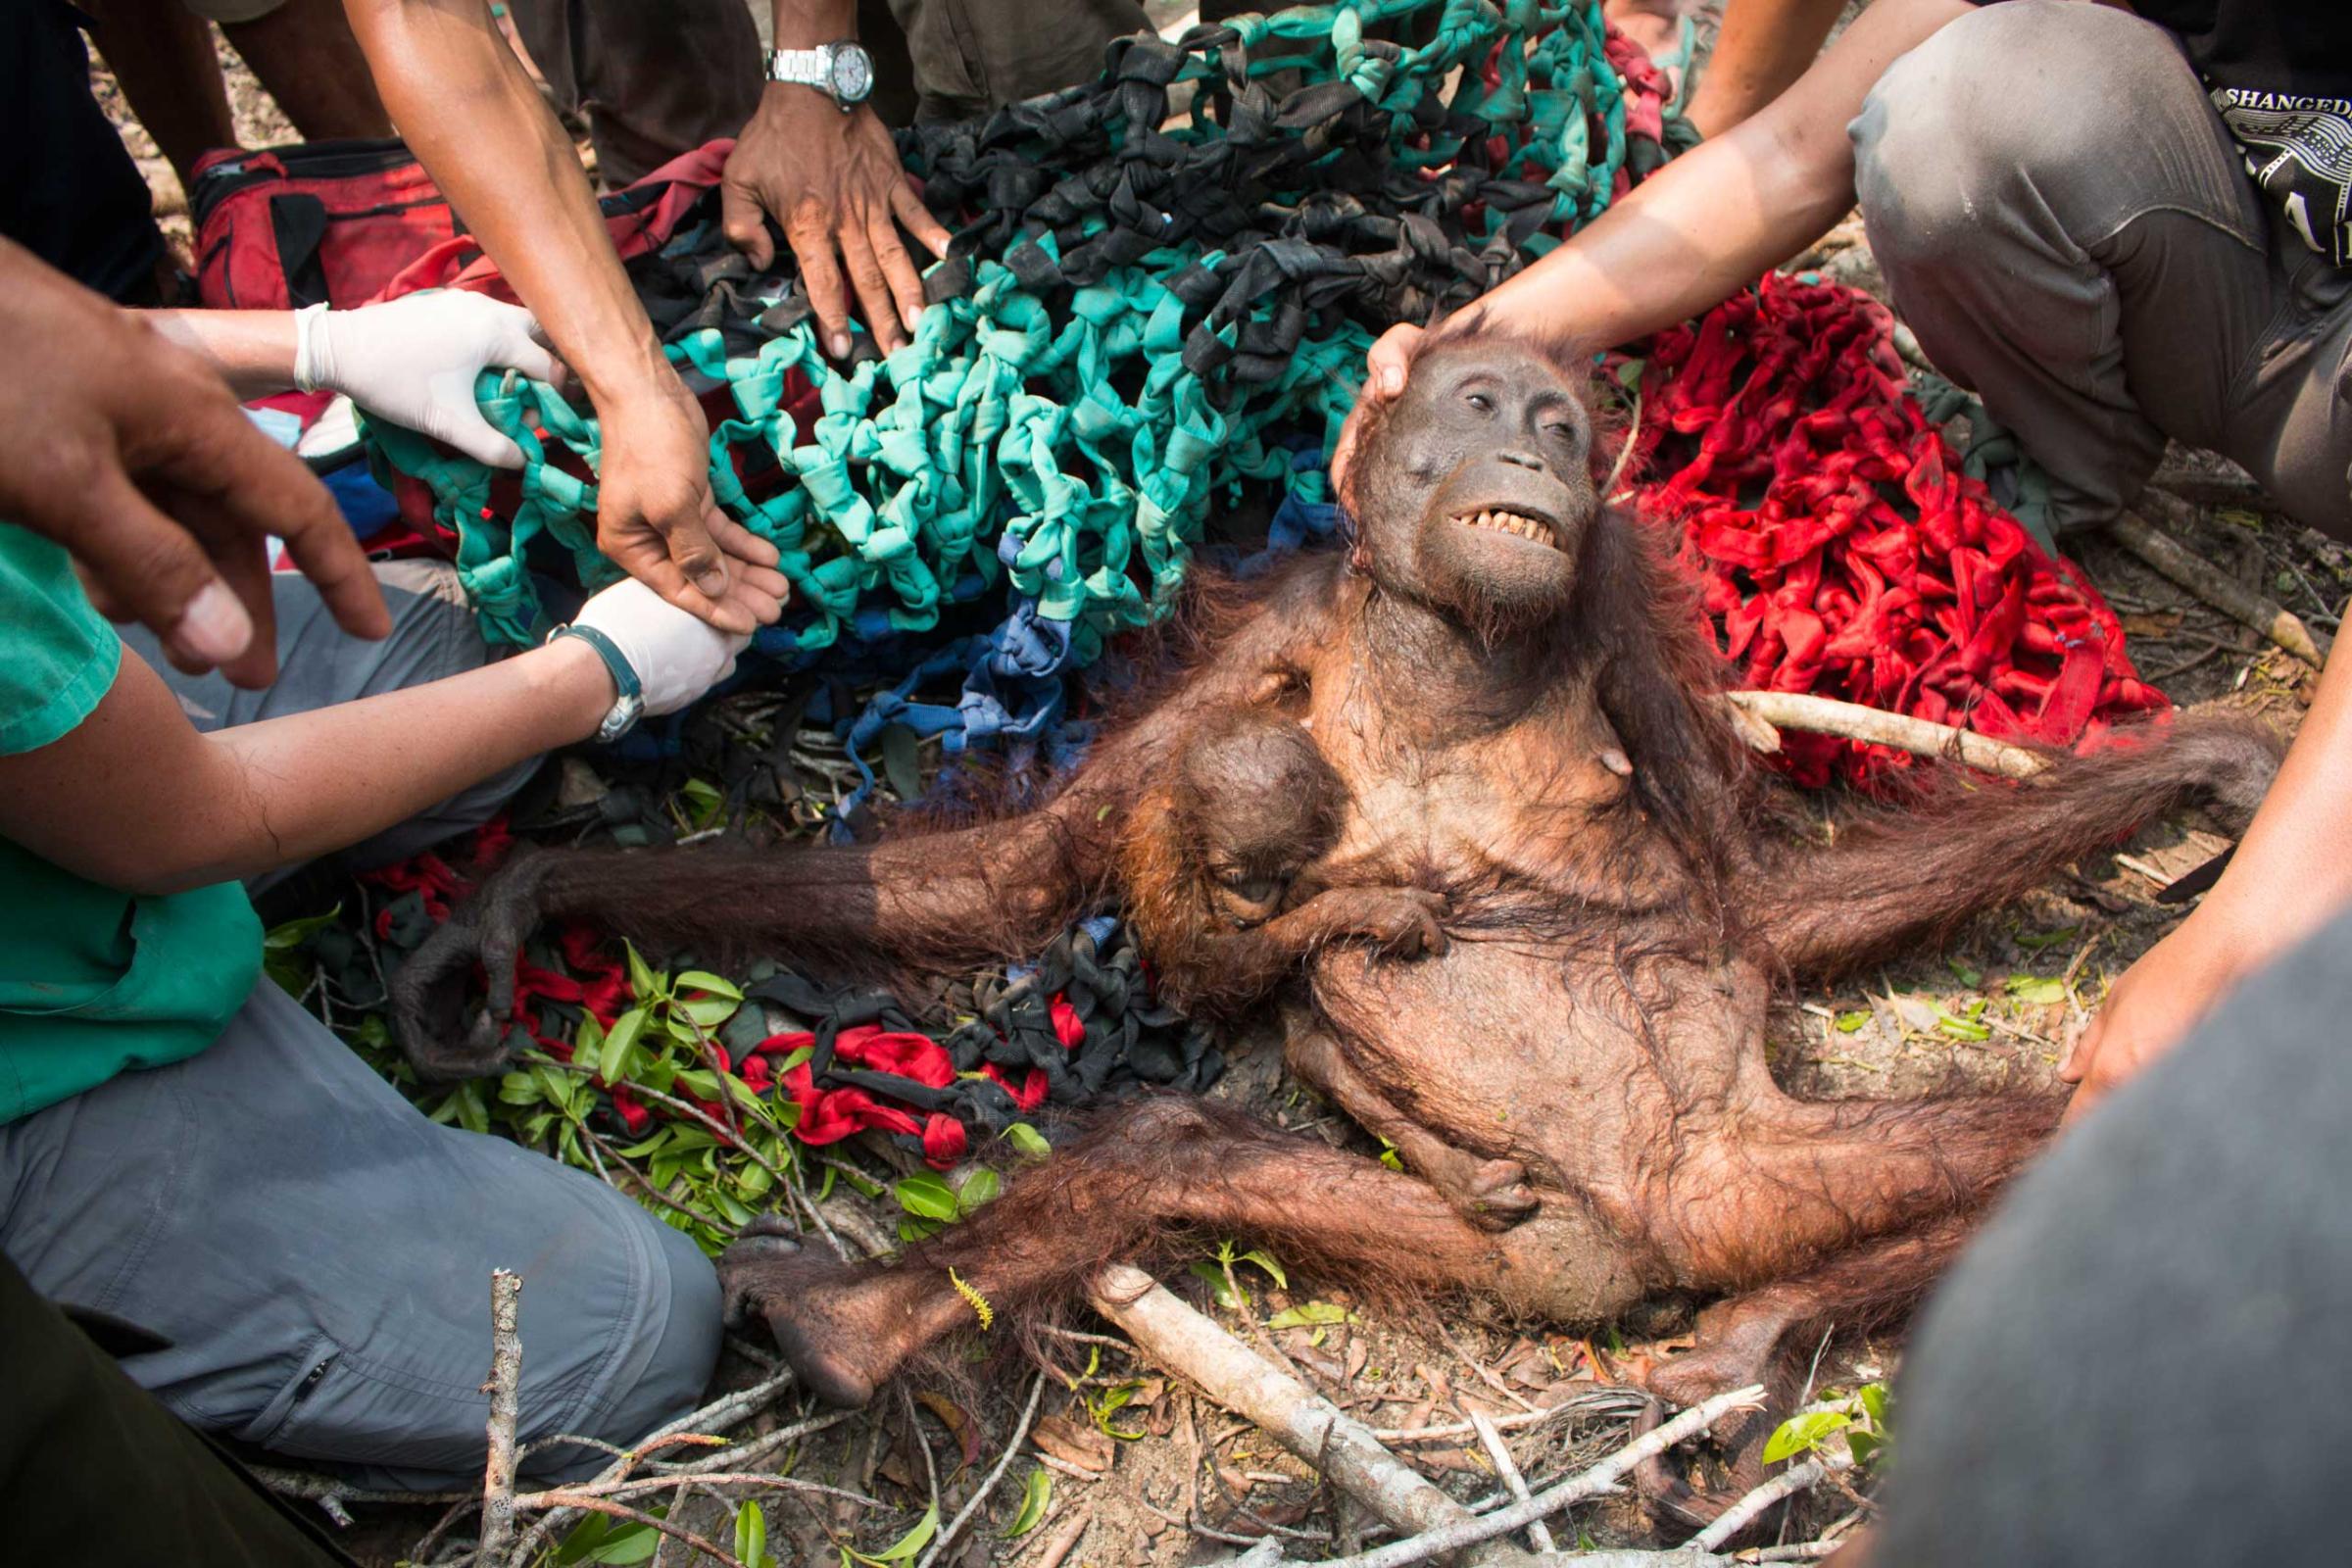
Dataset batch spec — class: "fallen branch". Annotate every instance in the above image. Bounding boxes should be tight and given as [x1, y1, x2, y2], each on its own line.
[1275, 1385, 1764, 1568]
[1721, 691, 2046, 780]
[1466, 1408, 1552, 1554]
[912, 1370, 1049, 1568]
[1690, 1451, 1853, 1552]
[2108, 508, 2328, 666]
[477, 1270, 524, 1565]
[1086, 1263, 1491, 1547]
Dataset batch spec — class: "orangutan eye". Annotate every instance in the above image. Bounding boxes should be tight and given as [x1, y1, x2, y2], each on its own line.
[1465, 392, 1494, 413]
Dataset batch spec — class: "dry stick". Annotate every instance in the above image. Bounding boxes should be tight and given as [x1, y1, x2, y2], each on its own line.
[1085, 1264, 1493, 1549]
[1281, 1385, 1765, 1568]
[516, 1471, 877, 1509]
[1720, 691, 2047, 780]
[1689, 1451, 1853, 1552]
[477, 1271, 525, 1566]
[912, 1370, 1049, 1568]
[1465, 1409, 1552, 1555]
[2107, 509, 2329, 666]
[1032, 1508, 1093, 1568]
[1363, 1401, 1581, 1446]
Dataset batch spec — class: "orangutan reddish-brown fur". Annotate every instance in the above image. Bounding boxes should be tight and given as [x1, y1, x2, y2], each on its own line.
[393, 336, 2280, 1516]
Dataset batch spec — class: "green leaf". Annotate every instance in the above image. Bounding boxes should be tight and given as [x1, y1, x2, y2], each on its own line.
[263, 905, 343, 951]
[568, 1519, 662, 1564]
[734, 1500, 771, 1568]
[1266, 1300, 1353, 1331]
[1614, 356, 1645, 390]
[498, 1071, 544, 1106]
[1857, 1381, 1890, 1431]
[1377, 1137, 1403, 1171]
[1761, 1409, 1851, 1464]
[853, 1502, 938, 1566]
[956, 1167, 1002, 1214]
[897, 1172, 960, 1222]
[680, 996, 741, 1028]
[2006, 975, 2067, 1005]
[1190, 1259, 1248, 1310]
[1945, 957, 1982, 987]
[1003, 1467, 1052, 1538]
[1005, 1122, 1053, 1160]
[880, 723, 924, 803]
[624, 941, 660, 1002]
[1845, 1429, 1885, 1465]
[1935, 1011, 1992, 1042]
[1235, 1249, 1288, 1290]
[676, 970, 743, 1001]
[1834, 1009, 1871, 1033]
[2015, 924, 2079, 952]
[601, 1008, 648, 1083]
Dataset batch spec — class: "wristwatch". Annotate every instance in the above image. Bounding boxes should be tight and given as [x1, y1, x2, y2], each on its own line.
[550, 622, 645, 744]
[764, 41, 875, 111]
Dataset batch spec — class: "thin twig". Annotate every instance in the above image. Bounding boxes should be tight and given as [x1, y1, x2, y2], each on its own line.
[913, 1370, 1049, 1568]
[1363, 1399, 1583, 1445]
[2108, 507, 2328, 665]
[1466, 1407, 1552, 1553]
[516, 1471, 878, 1509]
[1284, 1385, 1765, 1568]
[1722, 691, 2046, 779]
[477, 1270, 524, 1565]
[1690, 1451, 1853, 1551]
[1031, 1507, 1092, 1568]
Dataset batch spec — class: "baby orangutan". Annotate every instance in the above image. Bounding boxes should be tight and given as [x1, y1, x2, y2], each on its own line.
[395, 333, 2281, 1521]
[1121, 707, 1447, 1017]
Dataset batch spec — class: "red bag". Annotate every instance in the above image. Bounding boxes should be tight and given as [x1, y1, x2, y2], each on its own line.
[191, 138, 458, 310]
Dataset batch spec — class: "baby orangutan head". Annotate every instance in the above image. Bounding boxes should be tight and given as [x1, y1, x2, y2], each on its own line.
[1177, 711, 1346, 928]
[1344, 335, 1601, 643]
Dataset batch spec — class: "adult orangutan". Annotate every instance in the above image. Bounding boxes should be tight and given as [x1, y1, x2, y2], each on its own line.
[395, 335, 2278, 1504]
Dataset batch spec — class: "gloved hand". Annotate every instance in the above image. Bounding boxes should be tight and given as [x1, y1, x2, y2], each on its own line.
[571, 576, 756, 716]
[294, 291, 562, 468]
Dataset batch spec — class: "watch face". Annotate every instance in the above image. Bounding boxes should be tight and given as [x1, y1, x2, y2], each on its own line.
[831, 46, 873, 103]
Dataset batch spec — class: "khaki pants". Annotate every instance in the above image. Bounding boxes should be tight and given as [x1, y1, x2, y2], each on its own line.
[1851, 0, 2352, 539]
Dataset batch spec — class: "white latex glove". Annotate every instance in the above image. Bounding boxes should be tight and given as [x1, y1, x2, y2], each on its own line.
[294, 291, 561, 468]
[573, 576, 753, 716]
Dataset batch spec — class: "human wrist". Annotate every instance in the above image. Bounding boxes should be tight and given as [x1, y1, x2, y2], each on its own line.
[769, 0, 856, 50]
[535, 633, 625, 740]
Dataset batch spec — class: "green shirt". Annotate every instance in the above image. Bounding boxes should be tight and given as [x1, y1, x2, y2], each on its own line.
[0, 524, 260, 1124]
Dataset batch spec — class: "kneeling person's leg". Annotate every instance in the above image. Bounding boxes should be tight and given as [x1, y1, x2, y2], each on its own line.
[1852, 0, 2282, 534]
[0, 980, 719, 1490]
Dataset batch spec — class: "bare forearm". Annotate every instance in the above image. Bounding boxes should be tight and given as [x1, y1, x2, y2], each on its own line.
[0, 638, 611, 896]
[1474, 0, 1970, 352]
[2186, 646, 2352, 963]
[1683, 0, 1849, 137]
[771, 0, 855, 47]
[341, 0, 668, 413]
[143, 310, 296, 398]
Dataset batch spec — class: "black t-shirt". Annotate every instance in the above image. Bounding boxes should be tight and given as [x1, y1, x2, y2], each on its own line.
[2142, 1, 2352, 266]
[1972, 2, 2352, 267]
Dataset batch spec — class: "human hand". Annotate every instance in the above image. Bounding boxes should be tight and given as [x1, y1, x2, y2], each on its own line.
[2060, 916, 2250, 1123]
[592, 375, 786, 635]
[1331, 322, 1426, 499]
[720, 90, 951, 357]
[573, 574, 780, 715]
[298, 290, 565, 467]
[0, 239, 387, 688]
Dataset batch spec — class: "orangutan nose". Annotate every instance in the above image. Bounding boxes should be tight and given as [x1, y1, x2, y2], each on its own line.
[1495, 448, 1546, 472]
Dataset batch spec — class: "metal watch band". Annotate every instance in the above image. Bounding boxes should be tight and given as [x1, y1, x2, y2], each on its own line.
[764, 47, 829, 88]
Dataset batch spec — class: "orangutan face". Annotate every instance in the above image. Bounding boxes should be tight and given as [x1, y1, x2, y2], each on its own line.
[1348, 338, 1598, 642]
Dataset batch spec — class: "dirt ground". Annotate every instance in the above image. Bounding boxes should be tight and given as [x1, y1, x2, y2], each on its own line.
[78, 9, 2346, 1567]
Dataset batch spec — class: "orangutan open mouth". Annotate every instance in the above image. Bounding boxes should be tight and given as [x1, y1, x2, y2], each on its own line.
[1453, 507, 1561, 550]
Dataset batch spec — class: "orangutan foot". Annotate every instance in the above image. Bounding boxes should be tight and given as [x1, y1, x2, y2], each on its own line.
[718, 1217, 906, 1408]
[1441, 1156, 1542, 1232]
[1633, 1297, 1798, 1533]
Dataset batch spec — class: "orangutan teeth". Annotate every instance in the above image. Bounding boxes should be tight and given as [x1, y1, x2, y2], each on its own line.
[1457, 509, 1558, 549]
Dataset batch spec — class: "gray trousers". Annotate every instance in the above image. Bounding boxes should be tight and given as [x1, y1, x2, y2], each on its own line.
[1875, 901, 2352, 1566]
[2, 564, 720, 1491]
[1851, 0, 2352, 540]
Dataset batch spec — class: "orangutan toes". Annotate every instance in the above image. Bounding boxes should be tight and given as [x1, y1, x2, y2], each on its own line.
[1318, 885, 1451, 957]
[716, 1227, 890, 1408]
[1457, 1157, 1542, 1230]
